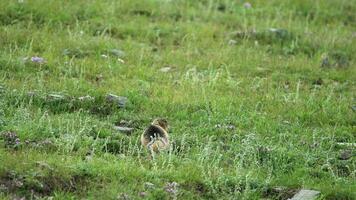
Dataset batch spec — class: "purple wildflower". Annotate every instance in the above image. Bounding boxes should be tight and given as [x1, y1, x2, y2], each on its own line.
[31, 56, 46, 64]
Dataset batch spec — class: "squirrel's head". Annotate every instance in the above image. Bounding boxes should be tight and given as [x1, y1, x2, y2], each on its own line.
[152, 118, 169, 131]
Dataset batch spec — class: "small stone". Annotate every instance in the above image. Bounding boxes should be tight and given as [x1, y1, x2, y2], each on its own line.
[101, 54, 108, 59]
[336, 142, 356, 147]
[164, 182, 179, 196]
[243, 2, 252, 9]
[1, 131, 20, 148]
[321, 54, 331, 68]
[339, 150, 352, 160]
[117, 193, 130, 200]
[352, 32, 356, 38]
[113, 126, 134, 134]
[290, 189, 320, 200]
[226, 124, 236, 130]
[27, 91, 36, 97]
[214, 124, 235, 131]
[109, 49, 126, 58]
[144, 182, 155, 190]
[14, 180, 24, 187]
[138, 192, 147, 198]
[78, 95, 94, 101]
[106, 94, 129, 108]
[47, 93, 65, 100]
[117, 120, 132, 127]
[117, 58, 125, 63]
[268, 28, 290, 39]
[160, 67, 172, 73]
[228, 39, 238, 45]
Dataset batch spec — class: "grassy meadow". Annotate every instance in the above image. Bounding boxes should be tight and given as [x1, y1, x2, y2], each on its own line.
[0, 0, 355, 199]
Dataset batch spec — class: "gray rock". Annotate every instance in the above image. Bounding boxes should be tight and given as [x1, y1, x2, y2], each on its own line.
[109, 49, 126, 58]
[78, 95, 94, 101]
[117, 193, 130, 200]
[160, 67, 172, 72]
[106, 93, 129, 108]
[164, 182, 179, 195]
[339, 150, 352, 160]
[321, 55, 331, 68]
[114, 126, 134, 134]
[289, 189, 320, 200]
[138, 192, 147, 198]
[243, 2, 252, 9]
[336, 142, 356, 148]
[228, 39, 238, 45]
[47, 93, 65, 100]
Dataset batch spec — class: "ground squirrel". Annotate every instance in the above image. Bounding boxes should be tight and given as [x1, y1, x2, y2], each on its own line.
[141, 118, 169, 154]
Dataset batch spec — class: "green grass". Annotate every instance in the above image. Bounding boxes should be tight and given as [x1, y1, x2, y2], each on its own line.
[0, 0, 355, 199]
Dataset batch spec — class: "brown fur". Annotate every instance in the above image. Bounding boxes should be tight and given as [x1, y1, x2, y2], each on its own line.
[141, 119, 169, 153]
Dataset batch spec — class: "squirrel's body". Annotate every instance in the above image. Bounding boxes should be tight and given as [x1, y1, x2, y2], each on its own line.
[141, 119, 169, 153]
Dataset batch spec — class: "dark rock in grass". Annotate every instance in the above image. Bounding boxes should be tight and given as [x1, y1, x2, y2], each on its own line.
[113, 126, 134, 135]
[263, 186, 298, 200]
[230, 28, 293, 44]
[352, 105, 356, 112]
[106, 93, 129, 108]
[339, 150, 352, 160]
[312, 78, 323, 86]
[95, 74, 104, 83]
[0, 131, 20, 149]
[321, 54, 331, 68]
[290, 189, 320, 200]
[131, 10, 152, 17]
[268, 28, 289, 37]
[321, 52, 350, 68]
[217, 4, 226, 12]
